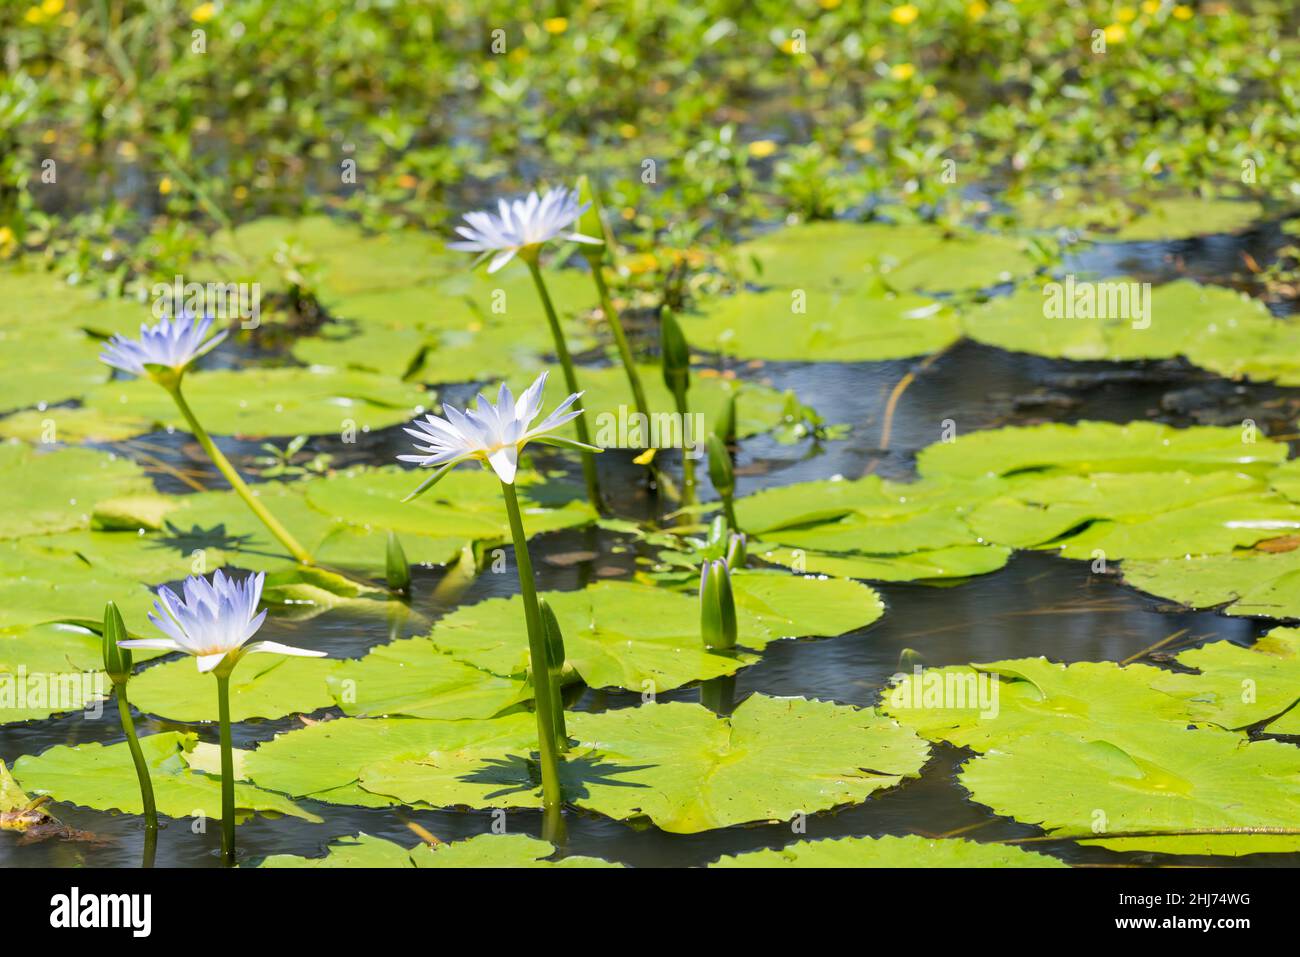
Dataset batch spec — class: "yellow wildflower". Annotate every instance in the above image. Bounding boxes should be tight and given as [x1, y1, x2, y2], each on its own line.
[543, 17, 568, 34]
[747, 140, 778, 159]
[191, 3, 216, 24]
[890, 4, 919, 25]
[890, 62, 916, 81]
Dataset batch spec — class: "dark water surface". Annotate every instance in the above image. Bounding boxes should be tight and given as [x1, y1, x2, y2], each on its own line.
[5, 227, 1300, 867]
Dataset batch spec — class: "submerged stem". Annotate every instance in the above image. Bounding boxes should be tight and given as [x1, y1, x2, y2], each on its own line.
[215, 674, 236, 867]
[165, 384, 314, 565]
[524, 257, 602, 511]
[500, 479, 566, 834]
[114, 683, 157, 832]
[590, 264, 651, 425]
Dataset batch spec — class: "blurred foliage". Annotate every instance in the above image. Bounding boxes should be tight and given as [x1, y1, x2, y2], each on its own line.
[1, 0, 1297, 296]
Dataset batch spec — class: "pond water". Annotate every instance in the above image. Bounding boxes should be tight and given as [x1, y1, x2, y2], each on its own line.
[4, 217, 1299, 867]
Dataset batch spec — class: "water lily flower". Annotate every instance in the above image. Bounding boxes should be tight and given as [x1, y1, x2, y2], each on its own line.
[99, 315, 314, 566]
[118, 570, 322, 866]
[119, 570, 323, 675]
[100, 313, 227, 382]
[399, 371, 600, 499]
[448, 186, 600, 273]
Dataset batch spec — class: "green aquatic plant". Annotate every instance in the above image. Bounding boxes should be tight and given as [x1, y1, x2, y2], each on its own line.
[399, 372, 601, 839]
[706, 432, 737, 530]
[99, 315, 314, 566]
[699, 557, 738, 714]
[659, 306, 695, 503]
[448, 187, 604, 509]
[101, 602, 156, 856]
[116, 571, 325, 865]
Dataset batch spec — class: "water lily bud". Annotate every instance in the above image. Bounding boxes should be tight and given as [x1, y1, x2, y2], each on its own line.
[660, 307, 691, 398]
[707, 514, 729, 549]
[539, 598, 567, 673]
[539, 598, 569, 751]
[725, 532, 747, 568]
[386, 530, 411, 594]
[700, 559, 737, 651]
[575, 174, 609, 260]
[102, 602, 133, 685]
[717, 391, 737, 446]
[707, 433, 734, 499]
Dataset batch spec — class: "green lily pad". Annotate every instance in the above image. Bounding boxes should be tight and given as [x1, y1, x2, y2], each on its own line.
[327, 639, 530, 720]
[917, 421, 1286, 481]
[0, 623, 108, 723]
[360, 694, 930, 834]
[881, 657, 1193, 752]
[1150, 629, 1300, 734]
[0, 541, 158, 631]
[429, 572, 882, 693]
[755, 542, 1012, 582]
[258, 831, 618, 868]
[84, 367, 430, 439]
[1109, 197, 1264, 242]
[710, 834, 1067, 868]
[963, 279, 1297, 383]
[734, 474, 1011, 581]
[1122, 547, 1300, 621]
[12, 731, 321, 823]
[959, 726, 1300, 855]
[734, 221, 1037, 293]
[0, 444, 154, 540]
[686, 286, 960, 361]
[243, 714, 539, 809]
[0, 406, 156, 444]
[128, 653, 339, 722]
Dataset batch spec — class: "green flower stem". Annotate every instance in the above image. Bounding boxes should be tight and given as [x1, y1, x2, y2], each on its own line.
[500, 479, 565, 833]
[589, 264, 651, 426]
[215, 674, 236, 867]
[672, 388, 696, 505]
[165, 383, 314, 566]
[523, 257, 602, 510]
[113, 683, 157, 832]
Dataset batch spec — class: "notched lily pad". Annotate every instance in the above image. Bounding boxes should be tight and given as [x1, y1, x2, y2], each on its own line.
[710, 834, 1067, 868]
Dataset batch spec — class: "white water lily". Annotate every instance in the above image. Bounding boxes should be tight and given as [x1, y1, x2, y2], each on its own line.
[448, 186, 601, 273]
[399, 371, 600, 495]
[118, 570, 324, 674]
[100, 313, 228, 379]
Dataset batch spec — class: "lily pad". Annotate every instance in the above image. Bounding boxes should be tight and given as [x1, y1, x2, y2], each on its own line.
[881, 657, 1192, 752]
[734, 221, 1037, 293]
[84, 366, 430, 439]
[128, 653, 339, 722]
[1123, 547, 1300, 621]
[0, 541, 159, 630]
[428, 573, 882, 693]
[1150, 629, 1300, 735]
[258, 832, 617, 868]
[755, 542, 1012, 582]
[0, 444, 154, 540]
[710, 834, 1067, 868]
[917, 421, 1286, 481]
[686, 286, 960, 361]
[243, 713, 540, 809]
[360, 694, 930, 834]
[959, 726, 1300, 856]
[12, 731, 321, 823]
[327, 639, 530, 720]
[1109, 197, 1263, 242]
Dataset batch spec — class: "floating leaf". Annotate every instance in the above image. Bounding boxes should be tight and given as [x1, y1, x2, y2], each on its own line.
[327, 639, 529, 720]
[429, 573, 882, 692]
[1151, 629, 1300, 734]
[917, 421, 1286, 481]
[12, 731, 321, 823]
[1123, 548, 1300, 621]
[0, 444, 154, 540]
[959, 726, 1300, 855]
[1109, 197, 1263, 242]
[84, 366, 429, 438]
[710, 834, 1067, 868]
[128, 654, 339, 722]
[360, 694, 930, 834]
[258, 832, 617, 868]
[687, 286, 960, 361]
